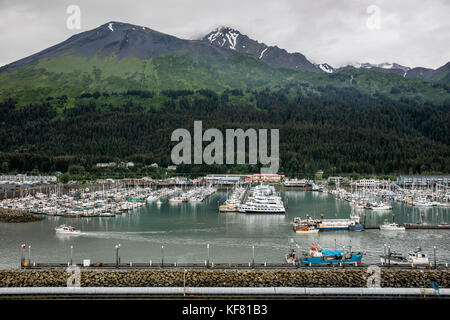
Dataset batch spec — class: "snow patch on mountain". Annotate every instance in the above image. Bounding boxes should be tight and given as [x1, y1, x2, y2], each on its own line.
[108, 23, 114, 32]
[259, 47, 268, 59]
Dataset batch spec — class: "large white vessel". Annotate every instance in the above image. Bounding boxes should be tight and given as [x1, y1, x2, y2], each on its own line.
[238, 185, 286, 214]
[238, 203, 286, 213]
[55, 224, 81, 235]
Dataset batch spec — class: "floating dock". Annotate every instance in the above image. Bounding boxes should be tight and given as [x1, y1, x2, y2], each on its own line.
[364, 224, 450, 230]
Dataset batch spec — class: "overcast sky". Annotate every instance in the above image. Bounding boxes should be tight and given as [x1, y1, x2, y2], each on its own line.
[0, 0, 449, 69]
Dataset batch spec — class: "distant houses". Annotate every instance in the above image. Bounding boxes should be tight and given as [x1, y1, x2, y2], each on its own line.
[96, 162, 135, 168]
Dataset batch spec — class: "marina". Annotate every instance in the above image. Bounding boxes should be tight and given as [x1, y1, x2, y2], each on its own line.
[0, 184, 449, 269]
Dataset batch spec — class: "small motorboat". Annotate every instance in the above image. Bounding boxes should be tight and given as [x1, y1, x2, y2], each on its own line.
[55, 224, 81, 235]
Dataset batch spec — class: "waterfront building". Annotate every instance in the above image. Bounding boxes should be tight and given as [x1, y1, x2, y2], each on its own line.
[397, 175, 450, 188]
[327, 176, 345, 184]
[245, 174, 285, 183]
[356, 179, 379, 187]
[204, 174, 249, 184]
[0, 174, 57, 184]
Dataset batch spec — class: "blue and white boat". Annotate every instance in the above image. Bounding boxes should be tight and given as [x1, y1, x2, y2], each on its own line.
[301, 246, 365, 265]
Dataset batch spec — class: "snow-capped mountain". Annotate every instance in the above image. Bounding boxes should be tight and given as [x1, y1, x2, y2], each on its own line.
[202, 26, 322, 73]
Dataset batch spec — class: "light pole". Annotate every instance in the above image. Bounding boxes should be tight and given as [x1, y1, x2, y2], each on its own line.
[434, 246, 437, 269]
[20, 244, 26, 267]
[115, 244, 121, 267]
[70, 245, 73, 266]
[161, 245, 164, 267]
[207, 243, 210, 268]
[183, 269, 187, 296]
[252, 245, 255, 268]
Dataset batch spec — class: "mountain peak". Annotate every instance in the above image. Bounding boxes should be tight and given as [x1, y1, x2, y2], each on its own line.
[204, 26, 242, 50]
[202, 27, 321, 73]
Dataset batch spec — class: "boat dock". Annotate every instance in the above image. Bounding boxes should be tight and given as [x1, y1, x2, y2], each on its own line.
[20, 261, 449, 270]
[364, 224, 450, 230]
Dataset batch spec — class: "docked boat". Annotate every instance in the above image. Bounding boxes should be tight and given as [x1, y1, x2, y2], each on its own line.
[55, 224, 81, 235]
[292, 214, 363, 232]
[414, 199, 433, 207]
[238, 185, 285, 214]
[219, 204, 238, 212]
[285, 249, 298, 265]
[169, 196, 187, 203]
[293, 225, 319, 234]
[379, 220, 405, 231]
[367, 201, 392, 210]
[238, 203, 285, 213]
[300, 246, 364, 265]
[146, 195, 157, 202]
[380, 247, 429, 265]
[318, 219, 363, 232]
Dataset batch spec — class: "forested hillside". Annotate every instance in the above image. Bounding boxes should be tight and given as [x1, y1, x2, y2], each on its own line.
[1, 85, 449, 176]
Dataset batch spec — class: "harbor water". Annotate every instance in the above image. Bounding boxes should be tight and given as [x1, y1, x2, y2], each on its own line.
[0, 190, 449, 269]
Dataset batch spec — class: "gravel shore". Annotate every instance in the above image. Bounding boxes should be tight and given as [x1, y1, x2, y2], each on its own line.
[0, 208, 43, 223]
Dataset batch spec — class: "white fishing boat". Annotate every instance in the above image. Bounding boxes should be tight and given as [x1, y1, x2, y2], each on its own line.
[380, 247, 429, 265]
[367, 201, 392, 210]
[55, 224, 81, 235]
[169, 196, 186, 203]
[379, 220, 405, 231]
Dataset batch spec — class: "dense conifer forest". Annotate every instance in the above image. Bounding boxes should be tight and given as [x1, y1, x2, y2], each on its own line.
[0, 84, 449, 176]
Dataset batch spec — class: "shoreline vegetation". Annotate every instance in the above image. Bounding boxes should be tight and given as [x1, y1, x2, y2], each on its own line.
[0, 269, 448, 288]
[0, 208, 43, 223]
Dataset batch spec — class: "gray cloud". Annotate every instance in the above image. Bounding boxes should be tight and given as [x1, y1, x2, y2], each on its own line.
[0, 0, 448, 69]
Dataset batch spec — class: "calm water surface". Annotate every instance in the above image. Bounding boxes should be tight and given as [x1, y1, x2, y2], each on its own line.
[0, 190, 449, 269]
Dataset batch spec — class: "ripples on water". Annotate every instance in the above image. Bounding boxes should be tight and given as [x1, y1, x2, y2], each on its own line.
[0, 190, 449, 268]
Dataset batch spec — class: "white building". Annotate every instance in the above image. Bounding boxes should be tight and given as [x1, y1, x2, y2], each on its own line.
[0, 174, 57, 184]
[356, 179, 379, 187]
